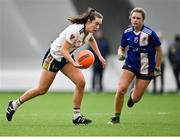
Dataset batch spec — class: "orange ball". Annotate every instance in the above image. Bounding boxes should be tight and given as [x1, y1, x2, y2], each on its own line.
[77, 50, 95, 68]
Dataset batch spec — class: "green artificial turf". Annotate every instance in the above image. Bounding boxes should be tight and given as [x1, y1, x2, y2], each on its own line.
[0, 91, 179, 136]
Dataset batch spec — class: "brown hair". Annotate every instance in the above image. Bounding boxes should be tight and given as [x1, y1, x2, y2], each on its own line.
[67, 8, 103, 24]
[129, 7, 146, 20]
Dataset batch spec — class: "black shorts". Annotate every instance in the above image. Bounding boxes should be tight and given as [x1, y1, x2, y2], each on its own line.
[122, 64, 154, 80]
[42, 48, 73, 73]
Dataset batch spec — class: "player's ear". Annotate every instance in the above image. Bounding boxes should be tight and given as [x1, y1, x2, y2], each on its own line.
[87, 19, 91, 23]
[86, 19, 92, 25]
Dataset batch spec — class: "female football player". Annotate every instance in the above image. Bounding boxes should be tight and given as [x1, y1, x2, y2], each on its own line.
[6, 8, 106, 125]
[108, 7, 163, 124]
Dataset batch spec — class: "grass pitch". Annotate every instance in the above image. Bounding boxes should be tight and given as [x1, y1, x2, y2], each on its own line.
[0, 91, 179, 136]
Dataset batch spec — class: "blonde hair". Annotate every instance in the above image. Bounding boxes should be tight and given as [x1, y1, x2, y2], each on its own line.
[129, 7, 146, 20]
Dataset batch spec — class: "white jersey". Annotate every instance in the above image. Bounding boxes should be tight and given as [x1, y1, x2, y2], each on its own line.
[50, 24, 93, 62]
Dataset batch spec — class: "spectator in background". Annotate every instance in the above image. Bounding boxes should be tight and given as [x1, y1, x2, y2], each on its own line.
[89, 30, 110, 92]
[152, 31, 168, 94]
[168, 34, 180, 93]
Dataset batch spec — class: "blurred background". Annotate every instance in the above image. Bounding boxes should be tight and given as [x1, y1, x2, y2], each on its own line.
[0, 0, 180, 92]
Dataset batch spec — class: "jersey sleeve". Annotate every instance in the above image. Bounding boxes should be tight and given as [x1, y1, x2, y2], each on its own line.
[120, 32, 128, 48]
[65, 27, 79, 45]
[151, 31, 161, 47]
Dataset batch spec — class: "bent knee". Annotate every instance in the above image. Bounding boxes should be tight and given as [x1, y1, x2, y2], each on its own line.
[36, 87, 49, 95]
[132, 95, 142, 103]
[76, 79, 86, 89]
[117, 86, 128, 96]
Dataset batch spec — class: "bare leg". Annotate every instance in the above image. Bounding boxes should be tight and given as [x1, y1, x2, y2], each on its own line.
[19, 69, 56, 103]
[61, 63, 92, 124]
[131, 79, 151, 103]
[61, 63, 85, 108]
[108, 69, 135, 124]
[114, 69, 135, 114]
[6, 69, 56, 122]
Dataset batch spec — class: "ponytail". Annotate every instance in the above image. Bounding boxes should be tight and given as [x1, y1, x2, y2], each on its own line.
[67, 8, 103, 24]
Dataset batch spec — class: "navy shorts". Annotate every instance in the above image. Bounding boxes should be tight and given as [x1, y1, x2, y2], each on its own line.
[42, 48, 73, 73]
[122, 64, 154, 80]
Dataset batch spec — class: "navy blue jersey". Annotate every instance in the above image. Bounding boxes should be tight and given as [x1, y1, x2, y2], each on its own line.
[120, 25, 161, 75]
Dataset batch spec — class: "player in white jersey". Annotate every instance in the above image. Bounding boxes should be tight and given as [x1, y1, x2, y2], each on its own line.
[6, 8, 106, 125]
[108, 8, 163, 124]
[50, 24, 94, 62]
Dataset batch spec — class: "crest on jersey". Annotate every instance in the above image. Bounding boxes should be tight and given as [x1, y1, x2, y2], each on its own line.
[134, 37, 139, 43]
[142, 37, 148, 44]
[70, 34, 75, 40]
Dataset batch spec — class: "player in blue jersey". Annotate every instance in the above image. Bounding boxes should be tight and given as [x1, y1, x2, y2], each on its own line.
[6, 8, 106, 125]
[108, 7, 163, 124]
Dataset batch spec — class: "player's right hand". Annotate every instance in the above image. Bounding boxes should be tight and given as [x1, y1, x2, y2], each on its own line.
[118, 53, 125, 61]
[73, 62, 84, 69]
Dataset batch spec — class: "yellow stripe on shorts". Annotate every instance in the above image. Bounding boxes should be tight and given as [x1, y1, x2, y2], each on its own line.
[43, 53, 53, 71]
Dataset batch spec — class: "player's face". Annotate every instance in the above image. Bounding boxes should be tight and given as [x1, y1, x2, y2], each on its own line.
[131, 12, 144, 29]
[86, 17, 103, 33]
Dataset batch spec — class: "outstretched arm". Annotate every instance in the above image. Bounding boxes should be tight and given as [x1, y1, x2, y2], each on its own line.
[89, 36, 106, 68]
[155, 46, 163, 69]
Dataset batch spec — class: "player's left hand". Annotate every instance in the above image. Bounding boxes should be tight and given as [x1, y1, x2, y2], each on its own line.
[154, 67, 161, 77]
[99, 56, 106, 68]
[73, 62, 84, 69]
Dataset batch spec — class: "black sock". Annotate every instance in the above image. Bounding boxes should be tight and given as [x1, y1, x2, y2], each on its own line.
[19, 98, 23, 104]
[129, 96, 134, 103]
[115, 113, 120, 117]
